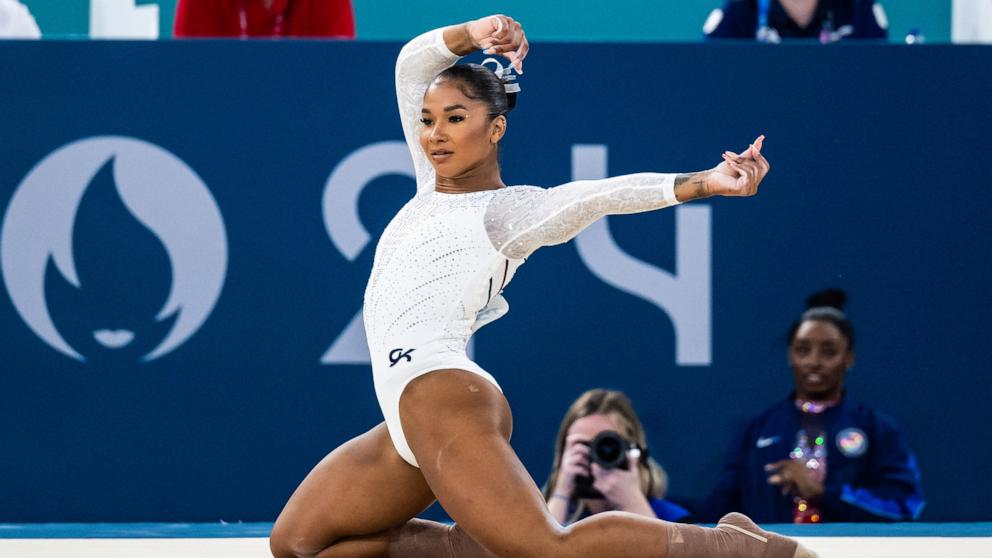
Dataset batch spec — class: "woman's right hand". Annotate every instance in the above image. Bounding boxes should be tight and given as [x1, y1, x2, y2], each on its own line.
[552, 434, 591, 498]
[465, 15, 529, 73]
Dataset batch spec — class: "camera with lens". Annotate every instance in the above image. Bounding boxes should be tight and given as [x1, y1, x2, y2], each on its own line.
[573, 430, 634, 499]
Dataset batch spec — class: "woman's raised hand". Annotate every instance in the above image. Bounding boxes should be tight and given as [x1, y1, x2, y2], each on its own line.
[552, 434, 591, 498]
[466, 15, 529, 73]
[708, 135, 771, 197]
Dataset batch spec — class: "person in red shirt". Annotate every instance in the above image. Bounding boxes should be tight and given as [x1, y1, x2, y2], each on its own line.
[174, 0, 355, 38]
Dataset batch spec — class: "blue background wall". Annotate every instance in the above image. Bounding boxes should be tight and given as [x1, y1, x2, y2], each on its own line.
[21, 0, 953, 42]
[1, 39, 990, 523]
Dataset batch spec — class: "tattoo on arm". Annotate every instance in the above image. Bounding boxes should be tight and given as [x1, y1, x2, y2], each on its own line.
[674, 172, 710, 202]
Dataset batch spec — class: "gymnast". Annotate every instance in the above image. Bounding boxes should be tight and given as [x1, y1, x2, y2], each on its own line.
[271, 14, 816, 558]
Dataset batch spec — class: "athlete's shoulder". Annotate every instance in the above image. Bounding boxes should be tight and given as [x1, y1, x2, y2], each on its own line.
[840, 396, 902, 432]
[489, 184, 546, 202]
[501, 184, 546, 194]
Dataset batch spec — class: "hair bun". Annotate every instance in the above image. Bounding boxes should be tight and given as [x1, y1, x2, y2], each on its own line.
[806, 288, 847, 311]
[481, 57, 520, 112]
[504, 83, 518, 111]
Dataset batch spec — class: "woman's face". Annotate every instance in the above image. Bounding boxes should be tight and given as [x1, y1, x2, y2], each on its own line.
[788, 319, 854, 401]
[419, 79, 503, 178]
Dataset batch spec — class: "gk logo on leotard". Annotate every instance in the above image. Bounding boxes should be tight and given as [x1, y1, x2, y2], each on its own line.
[389, 348, 415, 367]
[1, 136, 228, 362]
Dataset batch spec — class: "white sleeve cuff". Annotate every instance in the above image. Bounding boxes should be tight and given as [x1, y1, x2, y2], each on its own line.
[662, 174, 681, 206]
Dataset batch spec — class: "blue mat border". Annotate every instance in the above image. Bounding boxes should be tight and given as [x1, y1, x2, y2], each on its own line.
[1, 522, 991, 539]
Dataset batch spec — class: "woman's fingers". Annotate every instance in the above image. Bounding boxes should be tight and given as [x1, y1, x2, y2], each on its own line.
[566, 444, 590, 459]
[724, 159, 760, 195]
[486, 17, 518, 46]
[590, 463, 606, 480]
[563, 444, 590, 465]
[494, 16, 514, 41]
[750, 135, 765, 157]
[485, 38, 519, 54]
[565, 433, 591, 445]
[485, 25, 524, 52]
[505, 29, 525, 72]
[725, 155, 763, 178]
[754, 150, 770, 173]
[723, 135, 766, 162]
[514, 36, 529, 73]
[474, 14, 514, 49]
[474, 16, 528, 73]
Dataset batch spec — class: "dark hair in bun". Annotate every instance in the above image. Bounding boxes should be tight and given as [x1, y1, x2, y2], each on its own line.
[805, 288, 847, 311]
[435, 63, 518, 120]
[787, 288, 855, 348]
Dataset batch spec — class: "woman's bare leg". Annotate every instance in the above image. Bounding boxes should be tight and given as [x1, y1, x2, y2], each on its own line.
[400, 369, 814, 558]
[269, 422, 494, 558]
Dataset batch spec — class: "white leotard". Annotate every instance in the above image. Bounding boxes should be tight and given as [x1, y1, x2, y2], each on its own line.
[367, 28, 682, 466]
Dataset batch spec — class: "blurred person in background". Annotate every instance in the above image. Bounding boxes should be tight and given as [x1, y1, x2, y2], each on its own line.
[0, 0, 40, 38]
[683, 289, 925, 523]
[544, 389, 690, 524]
[704, 0, 887, 42]
[174, 0, 354, 38]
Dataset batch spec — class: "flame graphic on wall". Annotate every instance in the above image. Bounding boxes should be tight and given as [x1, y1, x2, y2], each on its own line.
[1, 136, 228, 362]
[43, 158, 178, 360]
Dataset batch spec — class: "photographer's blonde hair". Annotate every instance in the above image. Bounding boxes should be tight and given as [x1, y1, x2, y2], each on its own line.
[542, 389, 669, 522]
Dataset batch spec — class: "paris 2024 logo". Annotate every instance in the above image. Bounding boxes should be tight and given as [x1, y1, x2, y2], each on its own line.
[1, 136, 228, 362]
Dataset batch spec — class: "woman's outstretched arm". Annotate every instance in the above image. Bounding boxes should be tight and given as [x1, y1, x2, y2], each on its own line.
[487, 137, 770, 260]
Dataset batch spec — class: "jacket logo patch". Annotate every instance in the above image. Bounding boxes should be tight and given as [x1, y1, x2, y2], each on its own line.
[836, 428, 868, 457]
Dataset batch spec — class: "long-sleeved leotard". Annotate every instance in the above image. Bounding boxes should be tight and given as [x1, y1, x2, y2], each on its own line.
[366, 28, 682, 466]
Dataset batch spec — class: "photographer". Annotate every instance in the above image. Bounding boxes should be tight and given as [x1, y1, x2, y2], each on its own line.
[543, 389, 689, 525]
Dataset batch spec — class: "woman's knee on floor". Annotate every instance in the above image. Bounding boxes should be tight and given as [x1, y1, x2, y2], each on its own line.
[269, 519, 333, 558]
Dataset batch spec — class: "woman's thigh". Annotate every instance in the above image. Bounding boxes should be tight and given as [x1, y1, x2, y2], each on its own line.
[270, 422, 436, 558]
[399, 369, 565, 558]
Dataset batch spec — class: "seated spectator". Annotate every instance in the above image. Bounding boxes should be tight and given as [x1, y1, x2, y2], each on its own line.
[684, 289, 925, 523]
[0, 0, 40, 38]
[543, 388, 689, 524]
[704, 0, 888, 42]
[174, 0, 354, 38]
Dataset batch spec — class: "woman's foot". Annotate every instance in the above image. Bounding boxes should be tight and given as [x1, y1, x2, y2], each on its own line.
[716, 513, 820, 558]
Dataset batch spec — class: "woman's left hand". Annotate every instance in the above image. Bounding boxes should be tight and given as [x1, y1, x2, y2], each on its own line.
[766, 459, 825, 500]
[707, 135, 771, 197]
[590, 451, 653, 516]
